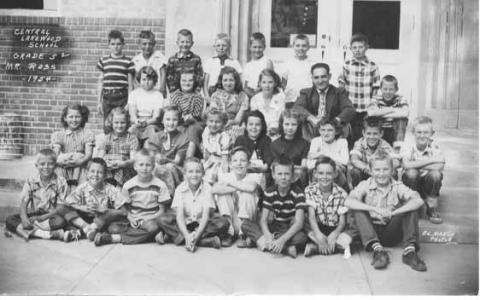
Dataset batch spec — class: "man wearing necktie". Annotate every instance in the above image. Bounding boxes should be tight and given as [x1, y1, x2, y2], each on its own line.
[293, 63, 355, 142]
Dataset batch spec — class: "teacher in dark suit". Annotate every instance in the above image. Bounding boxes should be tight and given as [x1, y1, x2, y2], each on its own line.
[293, 62, 355, 142]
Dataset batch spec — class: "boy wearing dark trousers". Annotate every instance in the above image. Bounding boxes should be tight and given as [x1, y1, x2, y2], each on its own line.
[94, 149, 170, 246]
[345, 152, 427, 272]
[241, 157, 308, 258]
[97, 30, 135, 133]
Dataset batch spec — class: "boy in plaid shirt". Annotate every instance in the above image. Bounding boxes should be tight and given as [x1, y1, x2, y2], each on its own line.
[338, 33, 380, 148]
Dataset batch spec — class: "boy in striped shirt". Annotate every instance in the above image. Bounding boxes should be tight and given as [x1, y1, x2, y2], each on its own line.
[94, 149, 170, 246]
[97, 30, 135, 133]
[241, 156, 307, 258]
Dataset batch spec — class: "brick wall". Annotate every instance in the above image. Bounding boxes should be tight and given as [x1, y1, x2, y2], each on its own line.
[0, 15, 165, 155]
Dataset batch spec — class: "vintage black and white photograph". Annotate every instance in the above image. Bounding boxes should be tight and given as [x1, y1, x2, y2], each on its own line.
[0, 0, 478, 296]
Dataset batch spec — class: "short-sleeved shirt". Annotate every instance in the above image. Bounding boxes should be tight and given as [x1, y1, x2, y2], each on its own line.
[350, 137, 394, 164]
[305, 183, 347, 227]
[122, 176, 171, 227]
[66, 182, 126, 213]
[97, 133, 139, 161]
[172, 181, 216, 223]
[146, 129, 189, 161]
[20, 173, 68, 212]
[308, 137, 349, 169]
[166, 51, 204, 92]
[271, 136, 310, 166]
[132, 50, 167, 91]
[250, 92, 286, 131]
[97, 54, 135, 90]
[169, 90, 204, 119]
[51, 128, 95, 154]
[368, 94, 409, 128]
[128, 88, 166, 121]
[203, 56, 242, 87]
[243, 56, 272, 89]
[202, 127, 230, 158]
[209, 89, 249, 120]
[339, 57, 380, 111]
[262, 185, 307, 223]
[349, 177, 420, 225]
[281, 56, 315, 102]
[401, 140, 443, 176]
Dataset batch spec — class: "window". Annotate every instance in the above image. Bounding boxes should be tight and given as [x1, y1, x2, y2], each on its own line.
[352, 1, 400, 49]
[0, 0, 43, 9]
[270, 0, 318, 48]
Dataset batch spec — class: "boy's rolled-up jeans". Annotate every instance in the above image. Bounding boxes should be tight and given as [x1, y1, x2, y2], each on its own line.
[345, 210, 420, 251]
[241, 219, 307, 248]
[402, 169, 443, 208]
[102, 88, 128, 133]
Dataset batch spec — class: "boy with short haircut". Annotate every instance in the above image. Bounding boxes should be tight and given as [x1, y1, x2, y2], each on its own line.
[132, 30, 167, 96]
[56, 157, 128, 242]
[166, 29, 204, 93]
[241, 157, 308, 258]
[156, 158, 230, 252]
[304, 156, 352, 257]
[243, 32, 274, 98]
[345, 152, 427, 272]
[5, 149, 68, 241]
[212, 146, 261, 247]
[338, 33, 381, 148]
[350, 117, 399, 187]
[401, 116, 445, 224]
[203, 33, 242, 97]
[97, 30, 135, 133]
[367, 75, 409, 146]
[94, 149, 170, 246]
[281, 34, 315, 103]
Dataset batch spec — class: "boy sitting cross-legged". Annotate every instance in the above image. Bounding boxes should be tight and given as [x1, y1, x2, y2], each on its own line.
[94, 149, 170, 246]
[5, 149, 69, 242]
[241, 156, 308, 258]
[344, 151, 427, 272]
[156, 157, 230, 252]
[304, 156, 352, 258]
[55, 157, 128, 242]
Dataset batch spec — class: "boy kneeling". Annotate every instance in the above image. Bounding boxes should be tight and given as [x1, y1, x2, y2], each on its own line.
[241, 156, 307, 258]
[304, 156, 352, 257]
[345, 152, 427, 272]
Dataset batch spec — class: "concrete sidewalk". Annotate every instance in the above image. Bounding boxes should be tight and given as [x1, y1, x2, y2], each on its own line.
[0, 128, 478, 295]
[0, 236, 477, 295]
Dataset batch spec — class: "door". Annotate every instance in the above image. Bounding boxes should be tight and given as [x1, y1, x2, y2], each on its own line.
[257, 0, 420, 115]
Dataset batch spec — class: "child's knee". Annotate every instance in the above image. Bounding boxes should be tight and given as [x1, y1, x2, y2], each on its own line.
[49, 215, 66, 230]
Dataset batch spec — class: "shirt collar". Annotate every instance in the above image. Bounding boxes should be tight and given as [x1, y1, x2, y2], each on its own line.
[177, 51, 193, 59]
[367, 177, 398, 190]
[352, 56, 370, 66]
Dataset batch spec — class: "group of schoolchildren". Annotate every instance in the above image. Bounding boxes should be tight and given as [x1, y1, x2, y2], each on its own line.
[5, 27, 448, 274]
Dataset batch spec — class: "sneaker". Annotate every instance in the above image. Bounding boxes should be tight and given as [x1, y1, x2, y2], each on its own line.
[155, 232, 166, 245]
[237, 236, 255, 248]
[286, 245, 297, 258]
[94, 232, 112, 247]
[198, 236, 221, 249]
[428, 208, 443, 224]
[402, 251, 427, 272]
[304, 243, 319, 257]
[371, 250, 390, 269]
[64, 229, 81, 243]
[86, 230, 97, 242]
[220, 234, 235, 247]
[50, 229, 65, 241]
